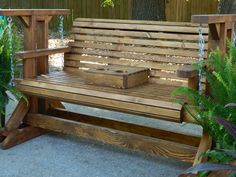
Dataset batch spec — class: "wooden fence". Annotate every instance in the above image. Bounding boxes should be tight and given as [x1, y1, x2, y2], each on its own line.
[1, 0, 218, 31]
[1, 0, 132, 31]
[166, 0, 219, 22]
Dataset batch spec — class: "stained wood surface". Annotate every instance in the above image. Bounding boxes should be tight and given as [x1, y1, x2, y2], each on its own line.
[1, 16, 211, 162]
[48, 108, 201, 146]
[0, 126, 47, 149]
[177, 66, 198, 78]
[75, 18, 207, 27]
[25, 113, 198, 162]
[193, 131, 212, 166]
[16, 47, 71, 59]
[17, 71, 182, 122]
[5, 99, 29, 131]
[66, 18, 209, 87]
[23, 16, 37, 78]
[84, 65, 149, 89]
[192, 14, 236, 24]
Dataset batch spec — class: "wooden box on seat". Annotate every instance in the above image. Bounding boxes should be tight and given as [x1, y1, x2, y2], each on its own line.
[83, 65, 149, 89]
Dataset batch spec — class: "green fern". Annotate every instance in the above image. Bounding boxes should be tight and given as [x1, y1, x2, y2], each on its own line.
[172, 41, 236, 152]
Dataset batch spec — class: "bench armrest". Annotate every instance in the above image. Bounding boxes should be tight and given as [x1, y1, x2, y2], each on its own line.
[177, 66, 198, 78]
[192, 14, 236, 24]
[16, 47, 71, 59]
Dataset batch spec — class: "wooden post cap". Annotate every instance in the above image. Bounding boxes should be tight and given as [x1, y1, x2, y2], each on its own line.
[177, 66, 198, 78]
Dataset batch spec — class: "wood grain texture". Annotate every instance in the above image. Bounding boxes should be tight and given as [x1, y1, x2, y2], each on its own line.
[83, 65, 149, 89]
[73, 28, 208, 41]
[18, 84, 181, 122]
[192, 14, 236, 24]
[17, 78, 182, 122]
[177, 66, 198, 78]
[48, 108, 201, 147]
[5, 15, 220, 163]
[23, 15, 37, 79]
[72, 34, 206, 50]
[0, 126, 47, 150]
[36, 15, 50, 75]
[5, 99, 29, 131]
[19, 79, 181, 110]
[25, 113, 198, 162]
[73, 21, 208, 33]
[66, 18, 209, 87]
[193, 131, 212, 166]
[17, 47, 71, 59]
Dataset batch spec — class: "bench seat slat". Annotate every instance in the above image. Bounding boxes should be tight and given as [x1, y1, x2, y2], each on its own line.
[17, 70, 184, 122]
[34, 73, 180, 102]
[19, 79, 181, 110]
[18, 84, 181, 122]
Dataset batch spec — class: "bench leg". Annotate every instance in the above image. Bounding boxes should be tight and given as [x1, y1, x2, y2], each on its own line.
[0, 97, 57, 149]
[193, 130, 212, 166]
[5, 98, 29, 131]
[1, 126, 47, 149]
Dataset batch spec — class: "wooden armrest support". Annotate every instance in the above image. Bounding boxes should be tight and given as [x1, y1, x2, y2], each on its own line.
[177, 66, 198, 78]
[16, 47, 71, 59]
[192, 14, 236, 24]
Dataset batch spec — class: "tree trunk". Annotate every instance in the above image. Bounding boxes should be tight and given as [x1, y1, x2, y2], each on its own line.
[131, 0, 166, 21]
[218, 0, 236, 14]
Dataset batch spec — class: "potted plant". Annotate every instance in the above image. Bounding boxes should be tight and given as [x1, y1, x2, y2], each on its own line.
[172, 41, 236, 176]
[0, 18, 26, 128]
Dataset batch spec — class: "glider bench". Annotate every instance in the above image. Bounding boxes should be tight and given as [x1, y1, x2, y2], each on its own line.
[1, 15, 234, 164]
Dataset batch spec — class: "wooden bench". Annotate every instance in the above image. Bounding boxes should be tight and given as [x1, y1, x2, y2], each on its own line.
[1, 10, 235, 164]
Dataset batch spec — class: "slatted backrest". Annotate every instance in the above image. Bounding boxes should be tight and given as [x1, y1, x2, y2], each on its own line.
[65, 18, 209, 86]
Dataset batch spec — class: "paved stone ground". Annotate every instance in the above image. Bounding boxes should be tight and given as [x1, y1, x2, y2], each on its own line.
[0, 99, 196, 177]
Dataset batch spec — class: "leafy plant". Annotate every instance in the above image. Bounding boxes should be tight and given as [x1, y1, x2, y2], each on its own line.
[0, 19, 26, 127]
[172, 41, 236, 176]
[179, 113, 236, 177]
[172, 41, 236, 151]
[102, 0, 114, 7]
[179, 162, 236, 177]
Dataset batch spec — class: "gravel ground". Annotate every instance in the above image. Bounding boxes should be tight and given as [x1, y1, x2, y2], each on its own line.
[0, 98, 194, 177]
